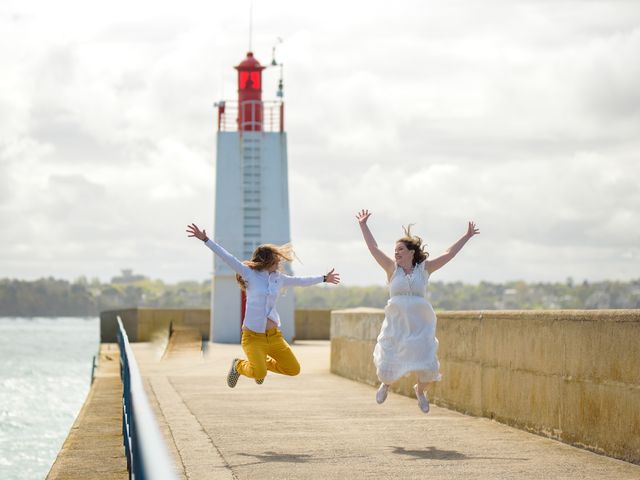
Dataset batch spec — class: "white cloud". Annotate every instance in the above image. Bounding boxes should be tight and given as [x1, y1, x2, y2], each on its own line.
[1, 0, 639, 284]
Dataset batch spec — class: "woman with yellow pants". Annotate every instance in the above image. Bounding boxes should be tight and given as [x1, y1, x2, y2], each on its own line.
[187, 223, 340, 386]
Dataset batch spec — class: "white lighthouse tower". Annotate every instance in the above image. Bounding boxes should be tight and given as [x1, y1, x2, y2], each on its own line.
[211, 51, 295, 343]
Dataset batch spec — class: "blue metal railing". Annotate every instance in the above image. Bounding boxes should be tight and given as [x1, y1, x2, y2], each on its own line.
[90, 354, 96, 385]
[116, 317, 178, 480]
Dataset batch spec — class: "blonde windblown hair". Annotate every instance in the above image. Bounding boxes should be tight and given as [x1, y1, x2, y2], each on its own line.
[235, 243, 295, 290]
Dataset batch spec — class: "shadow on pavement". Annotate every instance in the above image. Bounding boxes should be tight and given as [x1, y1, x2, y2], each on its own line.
[236, 451, 314, 464]
[390, 446, 529, 462]
[233, 450, 369, 467]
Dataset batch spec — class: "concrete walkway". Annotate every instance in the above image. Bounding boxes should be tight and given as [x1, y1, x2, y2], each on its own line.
[133, 340, 640, 480]
[47, 344, 128, 480]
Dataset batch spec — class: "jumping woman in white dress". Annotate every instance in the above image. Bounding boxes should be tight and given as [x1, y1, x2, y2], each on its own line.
[356, 209, 480, 413]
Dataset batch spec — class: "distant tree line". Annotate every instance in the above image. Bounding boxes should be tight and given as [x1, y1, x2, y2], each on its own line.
[0, 275, 210, 317]
[296, 278, 640, 310]
[0, 273, 639, 317]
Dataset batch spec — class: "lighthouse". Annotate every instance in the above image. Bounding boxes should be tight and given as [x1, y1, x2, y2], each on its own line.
[211, 51, 295, 343]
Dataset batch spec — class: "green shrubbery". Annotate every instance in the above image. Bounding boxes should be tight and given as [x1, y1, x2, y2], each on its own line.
[1, 276, 638, 316]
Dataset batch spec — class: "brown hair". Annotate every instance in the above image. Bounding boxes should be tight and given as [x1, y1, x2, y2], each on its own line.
[235, 243, 294, 290]
[397, 224, 429, 266]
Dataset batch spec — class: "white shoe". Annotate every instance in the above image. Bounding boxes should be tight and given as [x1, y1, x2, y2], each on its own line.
[413, 384, 430, 413]
[376, 383, 389, 404]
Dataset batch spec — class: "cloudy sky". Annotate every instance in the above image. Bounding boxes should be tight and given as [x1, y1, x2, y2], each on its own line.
[1, 0, 639, 286]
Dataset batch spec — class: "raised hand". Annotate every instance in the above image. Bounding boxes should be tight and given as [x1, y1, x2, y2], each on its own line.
[186, 223, 208, 241]
[356, 209, 372, 225]
[324, 268, 341, 285]
[466, 221, 480, 238]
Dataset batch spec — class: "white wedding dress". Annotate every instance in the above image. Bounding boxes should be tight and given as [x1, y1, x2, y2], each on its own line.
[373, 261, 442, 384]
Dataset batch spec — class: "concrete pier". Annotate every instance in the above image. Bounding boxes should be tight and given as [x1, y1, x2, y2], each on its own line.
[101, 340, 639, 479]
[47, 307, 640, 479]
[330, 308, 640, 464]
[46, 344, 127, 479]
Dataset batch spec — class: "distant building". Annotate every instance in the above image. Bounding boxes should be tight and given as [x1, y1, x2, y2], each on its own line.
[111, 269, 146, 284]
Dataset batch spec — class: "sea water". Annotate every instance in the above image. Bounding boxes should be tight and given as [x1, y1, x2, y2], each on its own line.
[0, 317, 99, 480]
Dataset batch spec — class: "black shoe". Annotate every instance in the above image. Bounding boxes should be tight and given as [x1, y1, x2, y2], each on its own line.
[227, 358, 240, 388]
[255, 378, 264, 385]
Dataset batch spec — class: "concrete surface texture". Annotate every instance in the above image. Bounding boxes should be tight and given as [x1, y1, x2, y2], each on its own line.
[330, 308, 640, 464]
[162, 325, 203, 359]
[132, 339, 640, 480]
[46, 344, 128, 480]
[294, 309, 331, 340]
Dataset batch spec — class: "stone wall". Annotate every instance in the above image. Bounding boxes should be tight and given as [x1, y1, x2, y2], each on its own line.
[100, 308, 331, 343]
[330, 308, 640, 464]
[294, 309, 331, 340]
[100, 308, 210, 342]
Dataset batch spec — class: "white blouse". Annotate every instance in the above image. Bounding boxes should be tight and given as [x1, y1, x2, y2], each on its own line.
[204, 239, 323, 333]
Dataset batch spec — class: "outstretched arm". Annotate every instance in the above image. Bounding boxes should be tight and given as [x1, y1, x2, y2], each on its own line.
[356, 209, 395, 278]
[186, 223, 251, 277]
[281, 268, 341, 287]
[425, 221, 480, 274]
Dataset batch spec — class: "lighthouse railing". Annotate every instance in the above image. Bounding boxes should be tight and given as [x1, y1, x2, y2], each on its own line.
[215, 100, 284, 132]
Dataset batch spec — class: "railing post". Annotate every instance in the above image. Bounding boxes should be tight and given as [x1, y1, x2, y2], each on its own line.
[279, 101, 284, 132]
[90, 355, 96, 385]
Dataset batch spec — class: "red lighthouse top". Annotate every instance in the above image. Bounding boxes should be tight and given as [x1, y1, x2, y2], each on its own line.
[235, 51, 264, 73]
[235, 52, 266, 131]
[215, 51, 283, 133]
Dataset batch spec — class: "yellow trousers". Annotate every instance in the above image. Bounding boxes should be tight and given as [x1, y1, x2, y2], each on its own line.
[236, 327, 300, 380]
